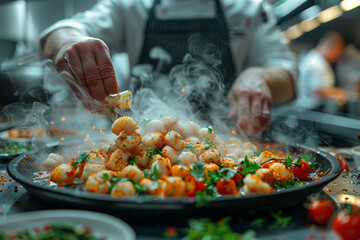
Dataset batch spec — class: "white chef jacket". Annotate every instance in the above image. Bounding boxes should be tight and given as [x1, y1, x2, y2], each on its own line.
[40, 0, 297, 89]
[295, 49, 335, 109]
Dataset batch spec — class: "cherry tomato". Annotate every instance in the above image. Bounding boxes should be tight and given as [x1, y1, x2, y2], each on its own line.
[216, 178, 236, 195]
[185, 175, 205, 197]
[336, 153, 349, 172]
[231, 167, 244, 183]
[332, 209, 360, 240]
[308, 199, 334, 224]
[262, 160, 280, 169]
[292, 160, 310, 179]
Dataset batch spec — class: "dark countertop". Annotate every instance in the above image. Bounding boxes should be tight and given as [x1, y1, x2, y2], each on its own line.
[271, 105, 360, 147]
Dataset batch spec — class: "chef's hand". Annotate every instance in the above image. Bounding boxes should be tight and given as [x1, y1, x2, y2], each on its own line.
[228, 67, 272, 136]
[43, 28, 120, 113]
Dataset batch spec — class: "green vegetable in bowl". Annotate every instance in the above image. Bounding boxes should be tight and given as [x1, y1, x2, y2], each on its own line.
[0, 224, 104, 240]
[0, 142, 32, 155]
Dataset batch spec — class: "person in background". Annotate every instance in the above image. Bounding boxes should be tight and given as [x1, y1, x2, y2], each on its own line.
[39, 0, 297, 136]
[336, 43, 360, 100]
[295, 31, 347, 110]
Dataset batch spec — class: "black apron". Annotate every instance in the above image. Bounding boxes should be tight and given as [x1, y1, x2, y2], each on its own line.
[135, 0, 236, 118]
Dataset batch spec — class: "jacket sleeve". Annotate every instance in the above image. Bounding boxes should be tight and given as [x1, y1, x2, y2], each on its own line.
[39, 0, 126, 54]
[246, 0, 298, 93]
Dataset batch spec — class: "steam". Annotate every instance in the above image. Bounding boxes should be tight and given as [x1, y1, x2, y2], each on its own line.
[0, 59, 112, 145]
[270, 114, 331, 147]
[131, 33, 230, 136]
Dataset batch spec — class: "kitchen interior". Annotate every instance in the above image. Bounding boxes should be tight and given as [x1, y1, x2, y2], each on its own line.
[0, 0, 360, 239]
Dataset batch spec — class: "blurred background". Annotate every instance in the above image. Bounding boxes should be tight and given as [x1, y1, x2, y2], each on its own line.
[0, 0, 359, 147]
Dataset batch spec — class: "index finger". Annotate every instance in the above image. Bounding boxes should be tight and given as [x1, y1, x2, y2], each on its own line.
[94, 46, 120, 95]
[235, 95, 250, 132]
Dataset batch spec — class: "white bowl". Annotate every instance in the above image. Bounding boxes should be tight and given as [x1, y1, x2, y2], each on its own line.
[0, 210, 136, 240]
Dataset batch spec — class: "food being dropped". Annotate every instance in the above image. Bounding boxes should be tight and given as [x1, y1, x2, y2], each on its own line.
[44, 116, 320, 200]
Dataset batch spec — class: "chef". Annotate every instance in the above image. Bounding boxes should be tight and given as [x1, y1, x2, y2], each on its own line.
[40, 0, 297, 136]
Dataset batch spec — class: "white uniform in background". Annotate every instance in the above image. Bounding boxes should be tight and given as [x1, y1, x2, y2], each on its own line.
[295, 49, 335, 109]
[40, 0, 297, 90]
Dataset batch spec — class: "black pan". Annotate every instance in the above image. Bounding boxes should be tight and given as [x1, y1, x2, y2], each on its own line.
[7, 143, 341, 220]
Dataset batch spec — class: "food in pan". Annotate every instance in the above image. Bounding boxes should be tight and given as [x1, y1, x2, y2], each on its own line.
[6, 126, 77, 139]
[43, 116, 319, 199]
[0, 142, 33, 156]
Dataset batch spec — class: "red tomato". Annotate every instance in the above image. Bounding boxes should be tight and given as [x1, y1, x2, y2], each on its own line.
[292, 160, 310, 179]
[216, 178, 236, 195]
[231, 167, 244, 183]
[336, 153, 349, 172]
[308, 199, 334, 224]
[262, 160, 280, 169]
[185, 175, 205, 197]
[332, 210, 360, 240]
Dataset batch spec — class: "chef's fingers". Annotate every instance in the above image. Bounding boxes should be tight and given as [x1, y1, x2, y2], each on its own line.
[78, 45, 107, 102]
[261, 98, 272, 130]
[93, 42, 120, 95]
[235, 93, 250, 133]
[248, 92, 263, 135]
[56, 52, 91, 97]
[63, 48, 87, 92]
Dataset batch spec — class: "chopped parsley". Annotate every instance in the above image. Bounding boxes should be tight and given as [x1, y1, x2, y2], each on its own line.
[72, 152, 89, 168]
[145, 148, 162, 161]
[282, 156, 293, 168]
[184, 143, 195, 152]
[249, 218, 265, 228]
[195, 191, 211, 207]
[274, 179, 304, 189]
[134, 182, 146, 195]
[127, 157, 137, 165]
[239, 156, 261, 176]
[189, 162, 206, 181]
[208, 126, 213, 135]
[298, 154, 316, 169]
[0, 142, 32, 155]
[183, 217, 257, 240]
[204, 141, 216, 150]
[269, 211, 295, 229]
[144, 164, 160, 181]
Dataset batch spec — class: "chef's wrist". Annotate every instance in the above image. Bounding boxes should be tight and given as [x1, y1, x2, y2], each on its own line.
[42, 28, 84, 60]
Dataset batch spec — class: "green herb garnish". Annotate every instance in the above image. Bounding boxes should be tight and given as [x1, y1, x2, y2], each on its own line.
[282, 156, 293, 168]
[240, 156, 261, 176]
[72, 152, 89, 168]
[249, 218, 266, 228]
[144, 164, 160, 181]
[184, 143, 195, 152]
[269, 211, 295, 229]
[145, 148, 162, 161]
[274, 179, 304, 189]
[208, 126, 213, 135]
[0, 142, 32, 155]
[189, 162, 206, 181]
[127, 157, 137, 165]
[183, 217, 257, 240]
